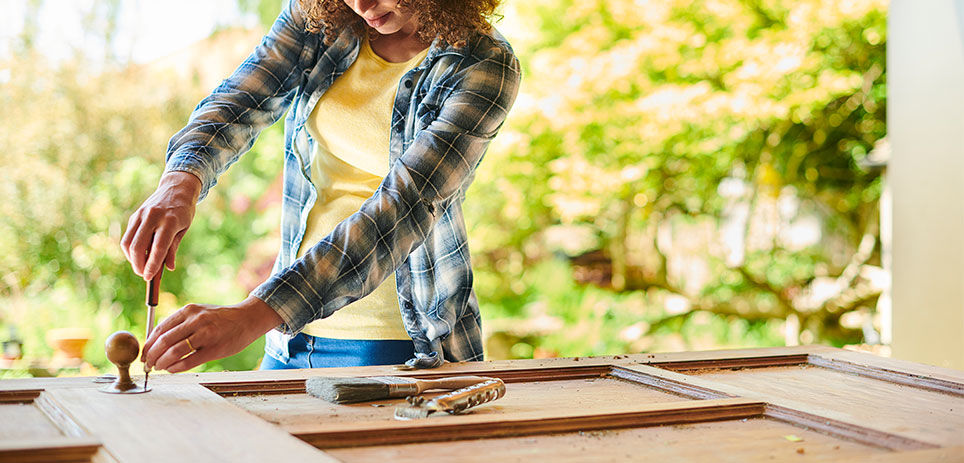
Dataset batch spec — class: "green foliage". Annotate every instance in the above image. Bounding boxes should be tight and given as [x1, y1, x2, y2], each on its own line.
[237, 0, 285, 28]
[1, 0, 890, 375]
[472, 0, 888, 357]
[0, 43, 281, 373]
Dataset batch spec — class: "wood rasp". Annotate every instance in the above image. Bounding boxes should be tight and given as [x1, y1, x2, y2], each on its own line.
[394, 378, 506, 420]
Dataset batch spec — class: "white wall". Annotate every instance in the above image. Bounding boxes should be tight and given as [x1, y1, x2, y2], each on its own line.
[888, 1, 964, 370]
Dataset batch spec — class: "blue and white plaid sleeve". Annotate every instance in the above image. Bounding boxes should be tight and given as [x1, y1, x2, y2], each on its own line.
[164, 0, 306, 200]
[252, 42, 522, 334]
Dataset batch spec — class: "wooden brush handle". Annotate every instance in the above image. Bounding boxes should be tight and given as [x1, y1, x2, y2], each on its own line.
[414, 376, 491, 393]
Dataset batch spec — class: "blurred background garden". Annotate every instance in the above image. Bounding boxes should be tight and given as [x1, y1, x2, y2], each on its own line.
[0, 0, 889, 377]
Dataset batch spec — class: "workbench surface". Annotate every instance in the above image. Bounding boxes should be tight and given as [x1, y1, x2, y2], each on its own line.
[2, 345, 963, 462]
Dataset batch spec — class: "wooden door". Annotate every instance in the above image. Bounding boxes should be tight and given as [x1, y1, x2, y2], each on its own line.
[2, 346, 962, 462]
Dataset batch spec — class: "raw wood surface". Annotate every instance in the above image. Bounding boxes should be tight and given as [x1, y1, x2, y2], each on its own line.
[816, 349, 964, 384]
[807, 354, 964, 395]
[0, 392, 103, 462]
[687, 364, 964, 446]
[604, 364, 940, 452]
[0, 388, 42, 403]
[290, 398, 765, 449]
[43, 384, 334, 463]
[228, 376, 688, 431]
[621, 364, 957, 449]
[2, 346, 963, 462]
[0, 402, 64, 440]
[831, 446, 964, 462]
[0, 346, 833, 391]
[0, 438, 101, 463]
[34, 393, 89, 438]
[325, 417, 885, 463]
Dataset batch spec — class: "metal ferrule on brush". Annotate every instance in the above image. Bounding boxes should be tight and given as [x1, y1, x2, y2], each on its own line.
[374, 376, 420, 397]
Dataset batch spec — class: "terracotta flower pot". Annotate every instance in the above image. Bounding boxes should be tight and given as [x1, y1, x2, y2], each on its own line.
[46, 327, 92, 369]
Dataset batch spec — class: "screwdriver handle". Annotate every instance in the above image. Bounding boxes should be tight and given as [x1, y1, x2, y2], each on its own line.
[147, 272, 161, 307]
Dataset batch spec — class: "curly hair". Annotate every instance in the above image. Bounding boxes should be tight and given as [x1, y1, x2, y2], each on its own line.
[298, 0, 501, 47]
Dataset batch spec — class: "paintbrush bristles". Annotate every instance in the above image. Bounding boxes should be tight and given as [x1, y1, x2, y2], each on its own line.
[306, 376, 417, 404]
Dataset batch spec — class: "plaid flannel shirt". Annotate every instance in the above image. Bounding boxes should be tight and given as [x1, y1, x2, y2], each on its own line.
[164, 0, 520, 368]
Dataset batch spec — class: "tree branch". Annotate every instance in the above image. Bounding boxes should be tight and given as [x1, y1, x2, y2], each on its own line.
[735, 265, 796, 315]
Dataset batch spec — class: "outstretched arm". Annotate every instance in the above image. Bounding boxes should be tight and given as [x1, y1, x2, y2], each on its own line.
[132, 0, 312, 372]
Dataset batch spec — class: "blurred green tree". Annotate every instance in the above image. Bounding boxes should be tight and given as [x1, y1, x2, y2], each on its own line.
[471, 0, 887, 356]
[0, 3, 279, 373]
[0, 0, 890, 374]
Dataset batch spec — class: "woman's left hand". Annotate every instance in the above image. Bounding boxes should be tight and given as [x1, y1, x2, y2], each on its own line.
[142, 295, 282, 373]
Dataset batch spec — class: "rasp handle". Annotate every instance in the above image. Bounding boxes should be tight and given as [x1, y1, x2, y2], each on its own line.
[411, 378, 506, 414]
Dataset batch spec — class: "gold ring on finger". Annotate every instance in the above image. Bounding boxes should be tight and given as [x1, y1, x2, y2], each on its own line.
[185, 337, 195, 353]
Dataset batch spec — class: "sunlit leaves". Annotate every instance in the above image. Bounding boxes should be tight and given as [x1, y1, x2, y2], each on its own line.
[470, 0, 887, 356]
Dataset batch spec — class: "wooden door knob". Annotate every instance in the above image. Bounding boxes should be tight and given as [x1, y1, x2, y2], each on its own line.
[105, 331, 139, 367]
[100, 330, 150, 394]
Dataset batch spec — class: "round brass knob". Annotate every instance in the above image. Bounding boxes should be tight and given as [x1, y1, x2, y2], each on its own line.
[105, 331, 139, 367]
[99, 330, 149, 394]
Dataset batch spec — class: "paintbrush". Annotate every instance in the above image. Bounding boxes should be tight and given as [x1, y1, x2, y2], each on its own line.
[305, 375, 491, 404]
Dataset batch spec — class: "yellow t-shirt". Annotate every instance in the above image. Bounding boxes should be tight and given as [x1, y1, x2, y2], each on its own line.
[297, 38, 428, 340]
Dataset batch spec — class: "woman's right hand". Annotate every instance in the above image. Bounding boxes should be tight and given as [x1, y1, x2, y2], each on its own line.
[121, 171, 202, 281]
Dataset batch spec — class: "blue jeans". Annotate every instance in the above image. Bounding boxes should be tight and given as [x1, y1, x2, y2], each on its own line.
[259, 333, 416, 369]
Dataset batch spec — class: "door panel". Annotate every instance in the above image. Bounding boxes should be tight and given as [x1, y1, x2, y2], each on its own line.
[42, 385, 332, 463]
[324, 417, 888, 463]
[0, 389, 102, 463]
[222, 367, 698, 432]
[1, 402, 63, 440]
[210, 361, 942, 454]
[653, 355, 964, 446]
[2, 347, 962, 462]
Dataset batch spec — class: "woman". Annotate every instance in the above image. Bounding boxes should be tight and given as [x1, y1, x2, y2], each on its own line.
[121, 0, 520, 371]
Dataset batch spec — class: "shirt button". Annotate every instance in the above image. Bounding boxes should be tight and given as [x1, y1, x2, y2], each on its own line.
[404, 80, 413, 89]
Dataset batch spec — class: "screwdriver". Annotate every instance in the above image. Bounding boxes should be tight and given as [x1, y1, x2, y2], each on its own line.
[144, 271, 161, 390]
